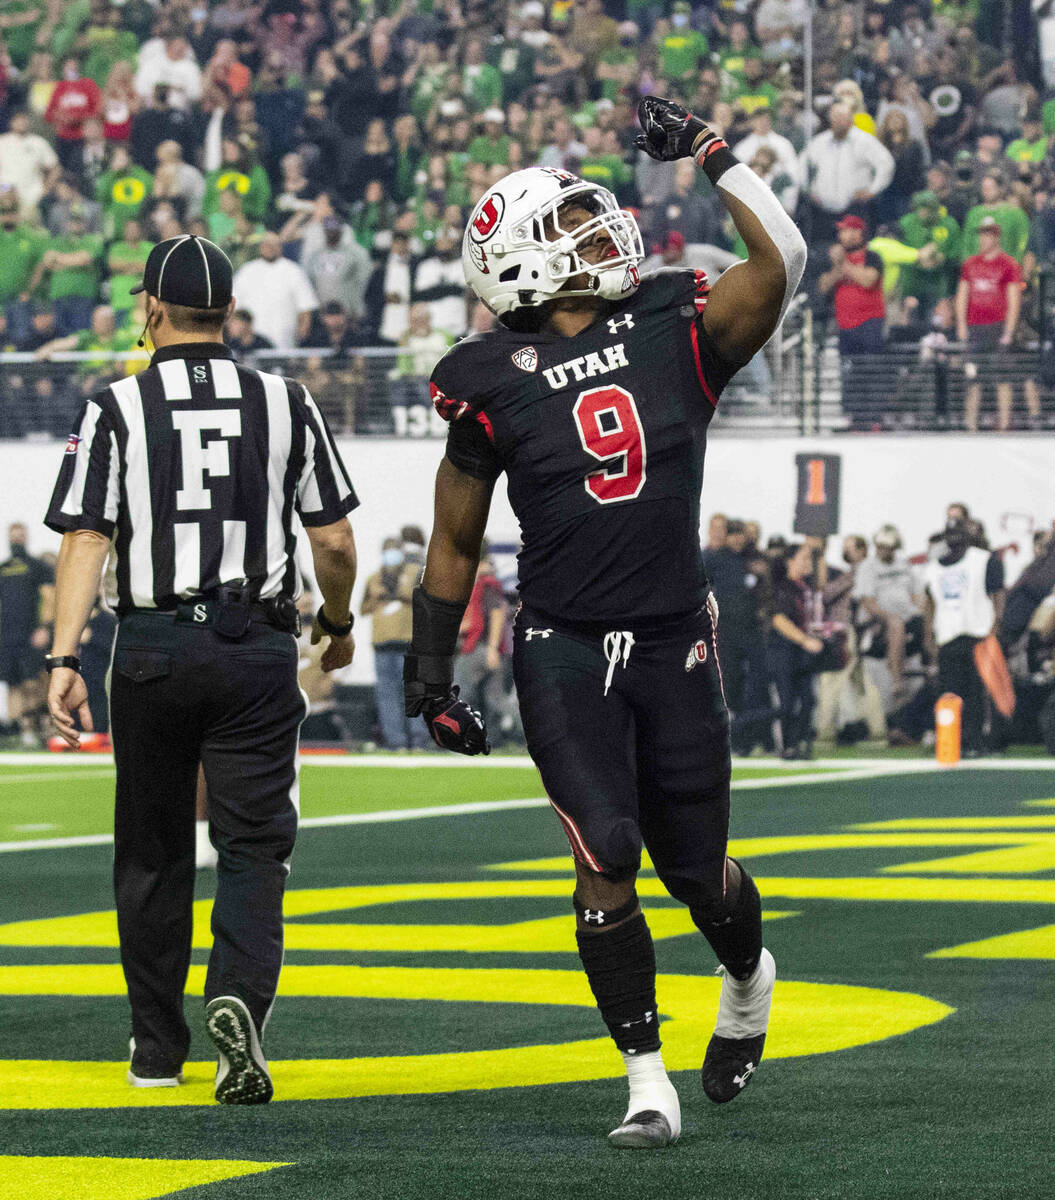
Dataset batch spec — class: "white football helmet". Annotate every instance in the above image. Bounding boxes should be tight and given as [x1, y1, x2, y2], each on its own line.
[462, 166, 644, 317]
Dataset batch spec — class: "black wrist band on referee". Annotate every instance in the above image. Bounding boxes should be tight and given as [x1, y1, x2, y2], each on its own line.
[45, 654, 81, 673]
[693, 134, 739, 187]
[316, 606, 354, 637]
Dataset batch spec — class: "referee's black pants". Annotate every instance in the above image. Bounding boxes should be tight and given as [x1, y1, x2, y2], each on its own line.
[110, 613, 305, 1068]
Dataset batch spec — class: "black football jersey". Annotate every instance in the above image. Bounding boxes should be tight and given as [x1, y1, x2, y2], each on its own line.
[431, 269, 741, 624]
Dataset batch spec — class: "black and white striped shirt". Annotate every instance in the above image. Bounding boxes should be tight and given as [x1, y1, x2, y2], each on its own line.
[45, 343, 357, 613]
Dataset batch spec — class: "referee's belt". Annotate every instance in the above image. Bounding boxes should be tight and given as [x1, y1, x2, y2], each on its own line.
[126, 596, 301, 638]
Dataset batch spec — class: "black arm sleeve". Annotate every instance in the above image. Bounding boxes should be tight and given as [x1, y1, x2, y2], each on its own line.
[444, 415, 504, 483]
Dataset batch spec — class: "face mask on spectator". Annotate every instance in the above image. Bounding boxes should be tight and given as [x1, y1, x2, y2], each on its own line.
[671, 13, 689, 27]
[382, 549, 403, 568]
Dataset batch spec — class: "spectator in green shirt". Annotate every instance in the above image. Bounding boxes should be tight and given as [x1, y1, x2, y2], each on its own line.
[579, 127, 634, 204]
[81, 6, 139, 86]
[467, 109, 512, 168]
[0, 190, 46, 346]
[106, 219, 151, 317]
[718, 20, 760, 98]
[203, 138, 272, 223]
[463, 39, 503, 112]
[0, 2, 47, 71]
[726, 56, 780, 114]
[96, 145, 153, 239]
[596, 23, 639, 102]
[656, 2, 709, 83]
[34, 304, 141, 392]
[963, 173, 1030, 261]
[1005, 113, 1050, 164]
[899, 190, 961, 317]
[26, 206, 104, 334]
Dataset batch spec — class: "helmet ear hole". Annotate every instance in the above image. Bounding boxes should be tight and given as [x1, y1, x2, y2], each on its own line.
[499, 266, 521, 282]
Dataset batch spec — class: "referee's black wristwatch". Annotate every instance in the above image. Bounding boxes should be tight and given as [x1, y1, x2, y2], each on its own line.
[45, 654, 81, 673]
[316, 606, 354, 638]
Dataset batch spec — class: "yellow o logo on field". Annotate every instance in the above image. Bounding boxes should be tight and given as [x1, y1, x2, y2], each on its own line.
[0, 881, 954, 1108]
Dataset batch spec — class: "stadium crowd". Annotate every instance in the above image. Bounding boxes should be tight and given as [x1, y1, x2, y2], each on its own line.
[6, 504, 1055, 755]
[0, 0, 1053, 434]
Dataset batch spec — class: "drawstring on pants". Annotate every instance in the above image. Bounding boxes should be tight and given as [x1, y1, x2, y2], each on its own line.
[603, 631, 635, 696]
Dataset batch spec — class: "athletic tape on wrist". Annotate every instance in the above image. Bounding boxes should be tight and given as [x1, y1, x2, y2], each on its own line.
[693, 132, 738, 186]
[713, 161, 807, 324]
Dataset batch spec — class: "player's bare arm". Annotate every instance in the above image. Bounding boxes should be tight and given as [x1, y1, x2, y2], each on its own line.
[402, 458, 493, 756]
[305, 517, 358, 672]
[422, 457, 495, 605]
[637, 96, 807, 363]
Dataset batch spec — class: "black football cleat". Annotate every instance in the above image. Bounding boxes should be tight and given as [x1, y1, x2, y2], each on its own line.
[608, 1109, 680, 1148]
[206, 995, 273, 1105]
[702, 1033, 767, 1103]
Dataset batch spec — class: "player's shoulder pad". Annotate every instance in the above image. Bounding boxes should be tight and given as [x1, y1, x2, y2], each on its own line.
[631, 267, 710, 315]
[430, 328, 513, 421]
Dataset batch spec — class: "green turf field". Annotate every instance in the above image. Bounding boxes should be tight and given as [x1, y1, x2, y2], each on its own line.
[1, 756, 1052, 1199]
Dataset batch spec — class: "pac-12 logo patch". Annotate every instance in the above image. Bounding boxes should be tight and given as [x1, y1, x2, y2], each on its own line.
[684, 639, 708, 671]
[512, 346, 537, 373]
[470, 193, 504, 243]
[64, 434, 81, 455]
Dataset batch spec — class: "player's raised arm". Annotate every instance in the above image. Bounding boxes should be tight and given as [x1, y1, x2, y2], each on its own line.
[402, 456, 495, 756]
[636, 97, 807, 363]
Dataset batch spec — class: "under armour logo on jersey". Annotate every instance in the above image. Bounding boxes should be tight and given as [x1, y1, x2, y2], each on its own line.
[511, 346, 538, 373]
[583, 909, 605, 924]
[525, 627, 553, 640]
[607, 313, 635, 334]
[193, 603, 208, 624]
[684, 639, 708, 671]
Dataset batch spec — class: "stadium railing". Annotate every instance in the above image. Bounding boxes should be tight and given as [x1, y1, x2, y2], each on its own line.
[1, 333, 1050, 438]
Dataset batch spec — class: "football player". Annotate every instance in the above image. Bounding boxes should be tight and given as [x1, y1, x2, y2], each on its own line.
[404, 97, 806, 1147]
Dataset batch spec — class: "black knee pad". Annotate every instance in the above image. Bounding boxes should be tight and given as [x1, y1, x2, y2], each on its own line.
[689, 859, 762, 981]
[596, 816, 642, 882]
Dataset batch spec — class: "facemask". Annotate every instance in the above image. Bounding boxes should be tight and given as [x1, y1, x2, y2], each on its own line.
[672, 13, 689, 28]
[64, 66, 80, 81]
[381, 549, 403, 568]
[9, 544, 27, 558]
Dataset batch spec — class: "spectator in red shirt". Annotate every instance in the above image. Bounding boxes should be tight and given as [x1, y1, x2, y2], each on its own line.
[955, 215, 1037, 432]
[44, 56, 102, 172]
[818, 214, 886, 429]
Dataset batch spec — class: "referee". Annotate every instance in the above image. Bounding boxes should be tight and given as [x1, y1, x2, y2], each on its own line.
[44, 234, 359, 1105]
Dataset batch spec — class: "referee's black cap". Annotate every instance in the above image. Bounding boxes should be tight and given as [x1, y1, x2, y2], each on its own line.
[130, 235, 233, 308]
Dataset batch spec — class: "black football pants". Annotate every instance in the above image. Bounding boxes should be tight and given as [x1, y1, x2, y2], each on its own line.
[110, 613, 304, 1067]
[513, 604, 731, 909]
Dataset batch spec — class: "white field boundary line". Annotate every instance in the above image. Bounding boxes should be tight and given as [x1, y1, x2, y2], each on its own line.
[4, 751, 1055, 772]
[0, 754, 1038, 855]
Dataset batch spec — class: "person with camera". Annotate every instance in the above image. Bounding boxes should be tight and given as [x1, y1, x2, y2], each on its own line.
[853, 524, 926, 704]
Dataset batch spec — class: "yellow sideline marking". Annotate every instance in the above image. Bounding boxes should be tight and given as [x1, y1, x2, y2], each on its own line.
[855, 817, 1055, 829]
[929, 923, 1055, 960]
[0, 972, 952, 1108]
[0, 1156, 289, 1199]
[492, 830, 1055, 877]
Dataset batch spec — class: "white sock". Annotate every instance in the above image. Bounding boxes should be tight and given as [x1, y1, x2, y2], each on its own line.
[714, 947, 776, 1039]
[620, 1049, 681, 1135]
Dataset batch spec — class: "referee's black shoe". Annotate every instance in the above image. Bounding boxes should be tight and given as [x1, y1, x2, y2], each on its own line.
[205, 995, 273, 1104]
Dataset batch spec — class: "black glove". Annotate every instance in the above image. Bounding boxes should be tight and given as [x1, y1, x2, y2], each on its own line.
[635, 95, 711, 162]
[404, 651, 490, 755]
[422, 686, 491, 756]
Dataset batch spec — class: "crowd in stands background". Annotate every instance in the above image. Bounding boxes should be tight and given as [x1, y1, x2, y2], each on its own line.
[6, 503, 1055, 755]
[0, 0, 1053, 431]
